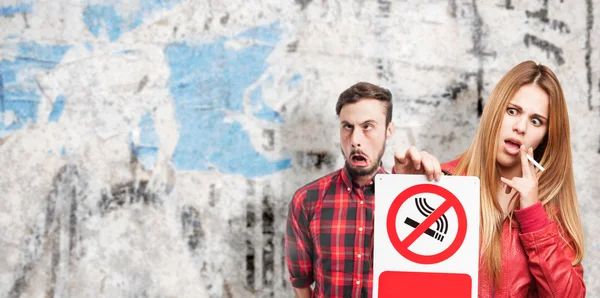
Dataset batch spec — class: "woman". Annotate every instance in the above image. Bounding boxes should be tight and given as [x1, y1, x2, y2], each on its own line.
[442, 61, 585, 297]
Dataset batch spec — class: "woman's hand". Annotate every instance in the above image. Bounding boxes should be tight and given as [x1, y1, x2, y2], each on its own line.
[500, 146, 540, 209]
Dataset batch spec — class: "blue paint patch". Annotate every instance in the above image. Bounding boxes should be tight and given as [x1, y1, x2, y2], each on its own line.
[0, 2, 32, 16]
[1, 99, 39, 131]
[235, 21, 281, 46]
[48, 95, 65, 122]
[138, 112, 160, 147]
[84, 42, 93, 51]
[82, 5, 122, 42]
[254, 106, 283, 122]
[165, 21, 291, 177]
[4, 96, 38, 118]
[83, 0, 182, 42]
[131, 112, 160, 170]
[17, 42, 70, 61]
[0, 73, 4, 113]
[250, 87, 282, 122]
[287, 74, 302, 88]
[2, 70, 16, 83]
[61, 146, 67, 156]
[0, 41, 70, 135]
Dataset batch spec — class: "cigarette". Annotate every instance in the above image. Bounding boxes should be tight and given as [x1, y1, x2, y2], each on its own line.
[526, 153, 545, 172]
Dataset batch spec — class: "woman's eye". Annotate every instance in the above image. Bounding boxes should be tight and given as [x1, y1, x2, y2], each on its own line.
[531, 118, 542, 126]
[507, 108, 518, 115]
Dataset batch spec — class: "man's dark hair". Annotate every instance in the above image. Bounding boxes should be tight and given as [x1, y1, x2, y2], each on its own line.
[335, 82, 393, 125]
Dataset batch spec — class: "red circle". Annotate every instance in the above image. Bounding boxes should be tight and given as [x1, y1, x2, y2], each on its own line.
[386, 184, 467, 264]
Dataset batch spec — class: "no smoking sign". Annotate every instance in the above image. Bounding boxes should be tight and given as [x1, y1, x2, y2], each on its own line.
[373, 175, 480, 298]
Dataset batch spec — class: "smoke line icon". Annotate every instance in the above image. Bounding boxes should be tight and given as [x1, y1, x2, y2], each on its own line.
[403, 197, 449, 242]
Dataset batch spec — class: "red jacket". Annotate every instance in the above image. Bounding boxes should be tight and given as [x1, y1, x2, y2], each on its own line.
[442, 159, 585, 297]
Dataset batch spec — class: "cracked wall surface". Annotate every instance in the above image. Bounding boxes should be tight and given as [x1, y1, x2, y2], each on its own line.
[1, 0, 599, 297]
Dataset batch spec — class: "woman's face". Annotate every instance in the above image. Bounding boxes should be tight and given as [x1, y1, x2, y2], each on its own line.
[496, 84, 549, 170]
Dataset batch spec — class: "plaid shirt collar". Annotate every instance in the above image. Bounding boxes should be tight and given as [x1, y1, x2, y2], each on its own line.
[340, 162, 388, 190]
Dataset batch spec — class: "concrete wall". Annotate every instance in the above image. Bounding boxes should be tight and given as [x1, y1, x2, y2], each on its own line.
[0, 0, 598, 297]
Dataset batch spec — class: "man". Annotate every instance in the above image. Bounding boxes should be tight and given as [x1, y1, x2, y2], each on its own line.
[285, 82, 442, 298]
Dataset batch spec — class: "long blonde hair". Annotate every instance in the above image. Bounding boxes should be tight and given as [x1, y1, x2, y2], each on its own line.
[453, 61, 584, 284]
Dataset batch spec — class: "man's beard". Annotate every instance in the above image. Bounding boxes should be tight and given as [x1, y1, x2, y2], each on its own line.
[342, 141, 386, 179]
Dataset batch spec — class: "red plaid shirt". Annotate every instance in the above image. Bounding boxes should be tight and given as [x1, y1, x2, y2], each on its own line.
[286, 165, 387, 298]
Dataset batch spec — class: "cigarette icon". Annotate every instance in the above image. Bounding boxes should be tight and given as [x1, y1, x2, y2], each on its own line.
[404, 217, 445, 242]
[526, 153, 545, 172]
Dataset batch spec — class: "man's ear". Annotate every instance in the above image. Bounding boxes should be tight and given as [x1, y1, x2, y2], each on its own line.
[386, 121, 394, 140]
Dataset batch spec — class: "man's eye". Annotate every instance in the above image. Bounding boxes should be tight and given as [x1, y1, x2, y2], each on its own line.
[364, 125, 373, 131]
[343, 124, 352, 130]
[507, 108, 518, 115]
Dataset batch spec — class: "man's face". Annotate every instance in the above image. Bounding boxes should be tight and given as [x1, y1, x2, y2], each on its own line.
[339, 98, 393, 178]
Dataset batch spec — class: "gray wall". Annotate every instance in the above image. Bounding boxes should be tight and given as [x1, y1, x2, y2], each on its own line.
[0, 0, 598, 297]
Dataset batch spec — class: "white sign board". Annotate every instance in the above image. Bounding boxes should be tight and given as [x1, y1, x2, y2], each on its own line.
[373, 174, 480, 298]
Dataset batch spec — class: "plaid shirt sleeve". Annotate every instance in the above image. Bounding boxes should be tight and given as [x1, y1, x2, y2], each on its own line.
[285, 189, 315, 288]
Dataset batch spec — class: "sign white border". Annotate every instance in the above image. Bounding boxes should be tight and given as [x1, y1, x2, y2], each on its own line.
[373, 174, 480, 298]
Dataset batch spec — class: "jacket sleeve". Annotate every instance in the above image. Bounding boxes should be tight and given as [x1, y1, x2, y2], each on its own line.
[285, 190, 315, 288]
[515, 203, 586, 297]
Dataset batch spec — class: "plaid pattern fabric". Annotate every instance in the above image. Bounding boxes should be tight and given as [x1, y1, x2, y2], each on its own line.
[286, 166, 387, 298]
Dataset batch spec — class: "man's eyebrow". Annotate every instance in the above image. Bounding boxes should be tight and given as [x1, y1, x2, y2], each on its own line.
[340, 119, 378, 125]
[361, 120, 377, 125]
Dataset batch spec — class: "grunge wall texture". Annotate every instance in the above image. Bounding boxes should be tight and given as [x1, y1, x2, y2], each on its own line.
[1, 0, 599, 297]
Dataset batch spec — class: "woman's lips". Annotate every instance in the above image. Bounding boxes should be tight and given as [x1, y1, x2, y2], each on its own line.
[503, 140, 521, 155]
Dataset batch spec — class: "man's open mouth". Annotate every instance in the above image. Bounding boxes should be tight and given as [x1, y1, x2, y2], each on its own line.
[350, 154, 368, 166]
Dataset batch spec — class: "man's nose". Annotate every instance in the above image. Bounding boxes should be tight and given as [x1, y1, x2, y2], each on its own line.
[351, 129, 363, 147]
